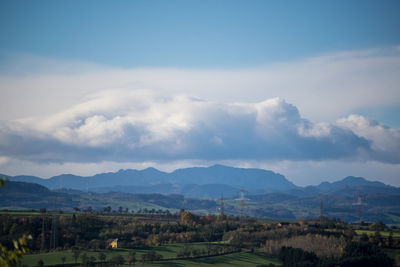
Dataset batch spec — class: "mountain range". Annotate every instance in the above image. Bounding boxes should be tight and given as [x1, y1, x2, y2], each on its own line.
[2, 165, 400, 224]
[3, 164, 297, 197]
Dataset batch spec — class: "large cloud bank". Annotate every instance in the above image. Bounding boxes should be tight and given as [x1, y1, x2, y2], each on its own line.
[0, 89, 398, 164]
[1, 48, 400, 124]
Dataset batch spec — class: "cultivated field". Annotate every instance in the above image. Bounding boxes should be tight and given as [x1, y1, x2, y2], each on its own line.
[21, 243, 280, 266]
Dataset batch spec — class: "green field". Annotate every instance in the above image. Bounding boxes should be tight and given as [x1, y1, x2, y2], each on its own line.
[74, 193, 177, 213]
[142, 252, 281, 267]
[22, 244, 187, 266]
[355, 230, 400, 238]
[325, 228, 400, 238]
[22, 243, 280, 266]
[0, 210, 44, 215]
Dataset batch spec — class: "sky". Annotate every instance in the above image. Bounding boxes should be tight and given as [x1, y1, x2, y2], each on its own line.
[0, 0, 400, 186]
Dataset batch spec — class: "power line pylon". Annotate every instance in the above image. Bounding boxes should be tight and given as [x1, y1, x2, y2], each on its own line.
[352, 192, 366, 223]
[236, 187, 248, 221]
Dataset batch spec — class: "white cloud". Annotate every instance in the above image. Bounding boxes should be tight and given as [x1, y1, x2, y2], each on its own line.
[1, 47, 400, 185]
[1, 89, 397, 165]
[0, 156, 10, 166]
[337, 114, 400, 163]
[1, 47, 400, 123]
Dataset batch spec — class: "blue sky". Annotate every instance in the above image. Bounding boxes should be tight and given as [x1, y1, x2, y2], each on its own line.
[0, 1, 400, 186]
[1, 0, 400, 67]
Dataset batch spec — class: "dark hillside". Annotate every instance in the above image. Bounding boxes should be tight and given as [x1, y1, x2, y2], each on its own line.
[0, 181, 78, 210]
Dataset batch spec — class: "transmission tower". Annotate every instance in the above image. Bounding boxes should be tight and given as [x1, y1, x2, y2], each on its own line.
[352, 192, 366, 223]
[236, 188, 248, 219]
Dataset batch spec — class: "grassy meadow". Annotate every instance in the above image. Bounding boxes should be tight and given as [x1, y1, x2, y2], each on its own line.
[21, 243, 280, 266]
[355, 229, 400, 238]
[141, 252, 281, 267]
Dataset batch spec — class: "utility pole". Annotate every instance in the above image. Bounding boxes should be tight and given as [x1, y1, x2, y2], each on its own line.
[320, 200, 323, 224]
[50, 197, 57, 249]
[40, 212, 45, 252]
[50, 216, 56, 249]
[220, 194, 225, 216]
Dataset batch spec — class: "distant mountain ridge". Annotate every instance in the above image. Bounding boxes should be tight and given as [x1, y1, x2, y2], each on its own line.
[2, 168, 400, 224]
[317, 176, 388, 191]
[3, 164, 297, 197]
[2, 165, 398, 199]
